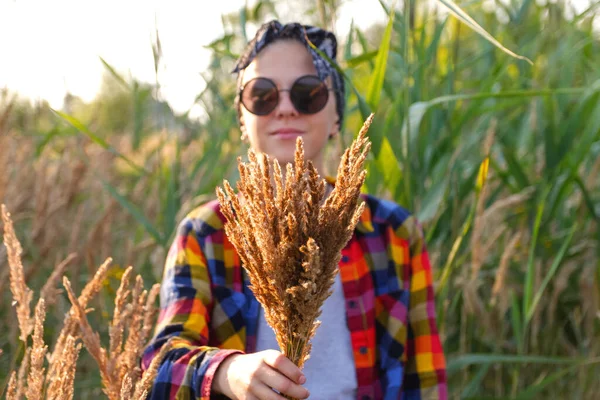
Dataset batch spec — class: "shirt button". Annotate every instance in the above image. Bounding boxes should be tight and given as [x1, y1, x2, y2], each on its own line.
[348, 300, 357, 308]
[341, 255, 349, 263]
[359, 346, 368, 354]
[362, 396, 371, 400]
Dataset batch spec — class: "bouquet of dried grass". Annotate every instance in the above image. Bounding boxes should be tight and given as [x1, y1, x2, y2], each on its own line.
[216, 114, 373, 370]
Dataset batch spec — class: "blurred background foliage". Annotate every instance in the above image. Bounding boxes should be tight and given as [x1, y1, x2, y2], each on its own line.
[1, 0, 599, 398]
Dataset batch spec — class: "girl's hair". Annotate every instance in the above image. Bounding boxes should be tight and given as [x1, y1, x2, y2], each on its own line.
[232, 20, 345, 126]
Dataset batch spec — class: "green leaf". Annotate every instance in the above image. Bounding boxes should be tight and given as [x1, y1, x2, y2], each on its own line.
[307, 40, 372, 122]
[526, 223, 577, 323]
[438, 204, 476, 292]
[366, 7, 395, 109]
[374, 137, 402, 196]
[401, 88, 586, 156]
[132, 83, 152, 150]
[545, 174, 572, 228]
[564, 81, 600, 175]
[417, 178, 449, 223]
[542, 97, 559, 174]
[52, 109, 148, 175]
[345, 50, 379, 69]
[99, 57, 130, 90]
[501, 144, 531, 189]
[511, 290, 524, 354]
[101, 179, 164, 246]
[355, 27, 375, 69]
[523, 186, 550, 324]
[573, 176, 599, 222]
[379, 85, 405, 158]
[343, 19, 354, 61]
[354, 88, 372, 122]
[163, 142, 182, 242]
[425, 18, 448, 65]
[447, 353, 587, 374]
[377, 0, 390, 14]
[35, 126, 64, 157]
[461, 363, 490, 397]
[515, 358, 600, 399]
[239, 5, 248, 43]
[435, 0, 533, 64]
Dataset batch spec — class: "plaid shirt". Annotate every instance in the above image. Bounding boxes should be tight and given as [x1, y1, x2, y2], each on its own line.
[142, 191, 447, 400]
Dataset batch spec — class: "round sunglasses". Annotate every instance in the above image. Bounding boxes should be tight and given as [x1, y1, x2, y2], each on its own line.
[239, 75, 334, 116]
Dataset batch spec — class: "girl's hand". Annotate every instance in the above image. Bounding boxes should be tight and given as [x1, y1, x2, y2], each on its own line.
[212, 350, 309, 400]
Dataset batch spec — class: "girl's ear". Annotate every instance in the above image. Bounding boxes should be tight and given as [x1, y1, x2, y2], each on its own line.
[329, 120, 340, 140]
[240, 122, 248, 142]
[239, 112, 246, 134]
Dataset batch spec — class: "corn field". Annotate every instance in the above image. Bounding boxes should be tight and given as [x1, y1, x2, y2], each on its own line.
[1, 0, 599, 398]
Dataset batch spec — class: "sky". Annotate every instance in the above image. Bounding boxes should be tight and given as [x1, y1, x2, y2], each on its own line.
[0, 0, 388, 116]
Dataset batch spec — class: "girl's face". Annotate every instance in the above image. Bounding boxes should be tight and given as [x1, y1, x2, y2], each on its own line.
[239, 40, 339, 174]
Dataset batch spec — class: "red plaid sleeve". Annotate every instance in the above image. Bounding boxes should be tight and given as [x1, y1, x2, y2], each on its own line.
[401, 219, 447, 399]
[141, 215, 242, 400]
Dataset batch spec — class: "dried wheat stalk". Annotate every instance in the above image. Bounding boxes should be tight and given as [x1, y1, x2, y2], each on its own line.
[26, 299, 48, 400]
[48, 257, 112, 378]
[14, 348, 30, 400]
[2, 204, 33, 342]
[62, 267, 164, 400]
[2, 203, 165, 399]
[40, 252, 77, 307]
[6, 371, 18, 400]
[64, 276, 115, 398]
[132, 338, 174, 399]
[46, 334, 82, 400]
[217, 114, 372, 370]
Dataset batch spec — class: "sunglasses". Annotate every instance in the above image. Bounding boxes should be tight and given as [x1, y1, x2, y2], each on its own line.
[239, 75, 333, 116]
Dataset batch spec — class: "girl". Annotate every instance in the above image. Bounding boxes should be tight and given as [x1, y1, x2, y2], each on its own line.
[142, 20, 447, 400]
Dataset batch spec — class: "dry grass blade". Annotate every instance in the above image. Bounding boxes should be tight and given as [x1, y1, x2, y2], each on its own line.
[5, 372, 17, 400]
[26, 299, 48, 400]
[481, 187, 535, 223]
[2, 204, 33, 342]
[40, 252, 77, 307]
[46, 335, 82, 400]
[216, 114, 373, 371]
[132, 338, 174, 400]
[49, 257, 112, 375]
[140, 283, 161, 348]
[107, 266, 133, 379]
[63, 276, 116, 399]
[0, 246, 7, 304]
[491, 232, 522, 310]
[119, 373, 134, 399]
[16, 347, 31, 400]
[119, 276, 146, 384]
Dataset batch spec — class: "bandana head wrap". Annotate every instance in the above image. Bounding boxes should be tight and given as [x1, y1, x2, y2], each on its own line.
[232, 20, 345, 125]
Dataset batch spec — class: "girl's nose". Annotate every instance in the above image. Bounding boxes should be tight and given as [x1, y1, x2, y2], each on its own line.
[274, 90, 298, 118]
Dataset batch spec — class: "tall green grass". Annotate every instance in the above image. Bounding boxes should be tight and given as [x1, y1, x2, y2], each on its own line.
[1, 0, 599, 397]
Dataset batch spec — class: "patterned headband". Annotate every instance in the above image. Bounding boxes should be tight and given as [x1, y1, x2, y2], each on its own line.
[232, 20, 345, 125]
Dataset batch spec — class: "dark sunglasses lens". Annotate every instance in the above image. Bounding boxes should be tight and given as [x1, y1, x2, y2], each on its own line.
[241, 78, 278, 115]
[291, 76, 329, 114]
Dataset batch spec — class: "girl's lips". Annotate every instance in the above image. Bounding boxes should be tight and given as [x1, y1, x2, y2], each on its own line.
[271, 129, 304, 139]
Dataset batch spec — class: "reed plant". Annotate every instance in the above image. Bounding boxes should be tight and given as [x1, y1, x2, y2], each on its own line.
[1, 205, 170, 399]
[1, 0, 599, 397]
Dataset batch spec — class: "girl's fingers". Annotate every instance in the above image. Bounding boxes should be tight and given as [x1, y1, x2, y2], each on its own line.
[249, 381, 288, 400]
[262, 350, 306, 385]
[258, 363, 310, 399]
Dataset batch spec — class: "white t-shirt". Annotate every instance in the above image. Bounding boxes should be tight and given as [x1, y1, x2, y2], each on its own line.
[255, 273, 357, 399]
